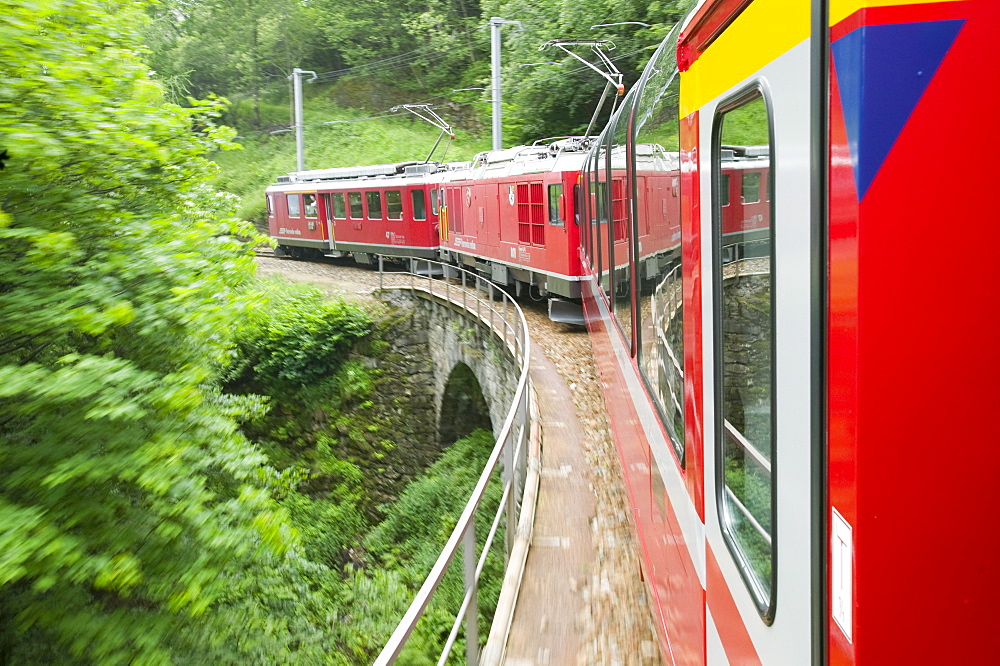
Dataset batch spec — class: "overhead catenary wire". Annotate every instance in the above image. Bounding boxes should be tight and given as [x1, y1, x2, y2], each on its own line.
[241, 41, 658, 141]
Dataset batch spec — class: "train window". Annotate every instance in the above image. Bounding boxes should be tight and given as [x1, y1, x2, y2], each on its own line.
[366, 191, 383, 219]
[721, 174, 731, 206]
[411, 190, 427, 220]
[596, 144, 610, 293]
[632, 36, 685, 462]
[303, 193, 317, 218]
[742, 172, 761, 203]
[430, 189, 439, 215]
[574, 183, 583, 227]
[348, 192, 364, 219]
[548, 184, 564, 226]
[331, 193, 347, 219]
[713, 90, 775, 619]
[266, 194, 274, 217]
[286, 194, 301, 218]
[386, 190, 403, 220]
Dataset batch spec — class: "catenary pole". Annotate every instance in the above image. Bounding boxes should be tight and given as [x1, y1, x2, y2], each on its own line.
[489, 18, 521, 151]
[290, 68, 317, 171]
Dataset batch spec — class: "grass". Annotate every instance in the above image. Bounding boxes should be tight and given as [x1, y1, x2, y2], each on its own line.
[210, 82, 491, 227]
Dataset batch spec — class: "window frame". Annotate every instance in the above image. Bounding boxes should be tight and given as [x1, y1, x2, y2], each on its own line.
[711, 83, 778, 624]
[411, 189, 427, 221]
[385, 190, 403, 220]
[303, 193, 318, 218]
[366, 190, 383, 220]
[286, 193, 301, 218]
[331, 192, 347, 219]
[548, 183, 564, 226]
[629, 35, 686, 465]
[348, 192, 364, 219]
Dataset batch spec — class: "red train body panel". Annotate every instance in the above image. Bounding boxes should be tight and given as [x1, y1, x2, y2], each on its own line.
[436, 140, 589, 299]
[266, 162, 442, 261]
[579, 0, 1000, 664]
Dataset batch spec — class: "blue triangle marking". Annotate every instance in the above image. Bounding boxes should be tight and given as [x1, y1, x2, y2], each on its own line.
[832, 19, 964, 199]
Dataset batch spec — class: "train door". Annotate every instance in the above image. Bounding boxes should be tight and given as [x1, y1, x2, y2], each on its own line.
[319, 193, 335, 248]
[681, 1, 820, 664]
[481, 183, 500, 256]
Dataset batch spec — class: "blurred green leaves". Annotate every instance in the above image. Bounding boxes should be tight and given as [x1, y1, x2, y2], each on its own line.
[0, 1, 320, 662]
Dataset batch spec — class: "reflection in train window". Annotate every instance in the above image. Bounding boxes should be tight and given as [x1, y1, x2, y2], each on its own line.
[411, 190, 427, 221]
[714, 90, 775, 618]
[332, 193, 347, 219]
[366, 191, 383, 219]
[386, 190, 403, 220]
[548, 184, 564, 226]
[596, 143, 611, 294]
[348, 192, 364, 219]
[633, 38, 685, 461]
[286, 194, 301, 218]
[742, 172, 761, 203]
[267, 194, 274, 218]
[610, 101, 634, 348]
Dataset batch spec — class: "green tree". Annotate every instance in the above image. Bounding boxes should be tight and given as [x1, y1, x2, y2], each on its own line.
[144, 0, 320, 125]
[0, 0, 316, 661]
[480, 0, 694, 143]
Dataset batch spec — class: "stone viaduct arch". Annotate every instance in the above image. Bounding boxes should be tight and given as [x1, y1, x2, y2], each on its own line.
[381, 289, 521, 448]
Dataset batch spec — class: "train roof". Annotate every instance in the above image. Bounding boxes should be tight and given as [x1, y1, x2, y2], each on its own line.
[271, 160, 454, 186]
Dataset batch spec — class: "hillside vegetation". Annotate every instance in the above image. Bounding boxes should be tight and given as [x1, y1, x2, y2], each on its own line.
[144, 0, 696, 224]
[212, 84, 492, 224]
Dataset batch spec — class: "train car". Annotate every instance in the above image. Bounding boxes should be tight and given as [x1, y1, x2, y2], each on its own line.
[580, 0, 1000, 664]
[265, 161, 447, 264]
[436, 138, 589, 305]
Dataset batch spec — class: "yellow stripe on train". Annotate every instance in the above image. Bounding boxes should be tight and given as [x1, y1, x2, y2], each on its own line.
[679, 0, 810, 117]
[678, 0, 964, 118]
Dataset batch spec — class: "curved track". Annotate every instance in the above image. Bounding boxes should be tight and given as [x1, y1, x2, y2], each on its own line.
[254, 256, 665, 664]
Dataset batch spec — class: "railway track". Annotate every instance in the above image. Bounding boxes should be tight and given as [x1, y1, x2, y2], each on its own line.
[254, 255, 664, 664]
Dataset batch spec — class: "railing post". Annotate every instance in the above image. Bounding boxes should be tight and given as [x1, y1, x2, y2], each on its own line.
[504, 428, 515, 563]
[489, 283, 495, 334]
[464, 523, 480, 666]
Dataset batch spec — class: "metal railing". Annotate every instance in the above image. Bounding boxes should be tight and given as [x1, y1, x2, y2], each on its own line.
[373, 256, 534, 666]
[722, 420, 772, 546]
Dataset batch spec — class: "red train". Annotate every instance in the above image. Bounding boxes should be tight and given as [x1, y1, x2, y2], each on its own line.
[266, 161, 444, 265]
[266, 0, 1000, 662]
[578, 0, 1000, 664]
[266, 139, 602, 313]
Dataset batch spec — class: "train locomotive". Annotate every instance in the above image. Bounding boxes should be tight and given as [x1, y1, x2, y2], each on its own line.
[266, 138, 595, 315]
[265, 0, 1000, 662]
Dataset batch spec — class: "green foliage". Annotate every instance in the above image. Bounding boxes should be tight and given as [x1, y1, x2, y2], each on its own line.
[1, 3, 512, 663]
[480, 0, 696, 143]
[720, 94, 771, 146]
[225, 278, 372, 393]
[0, 0, 337, 662]
[365, 429, 505, 661]
[210, 97, 489, 226]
